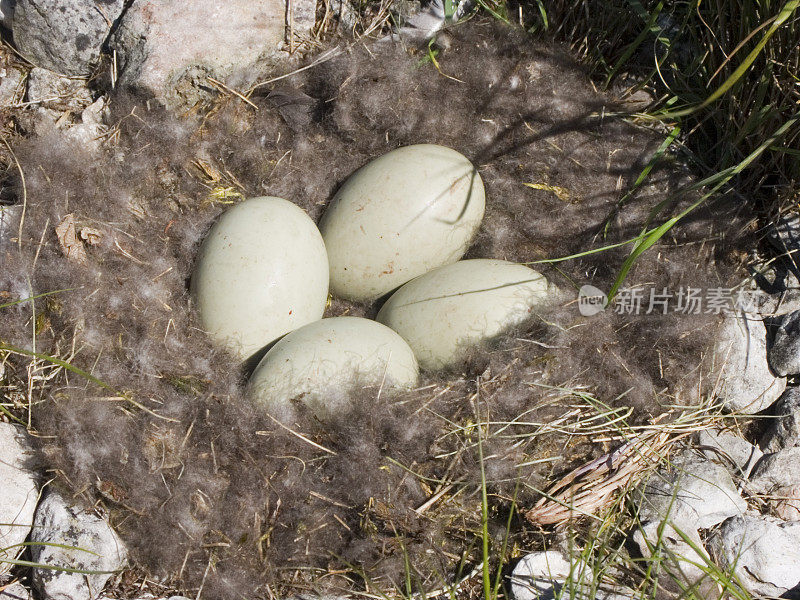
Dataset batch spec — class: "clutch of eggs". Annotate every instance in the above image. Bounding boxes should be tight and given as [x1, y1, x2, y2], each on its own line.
[377, 259, 557, 370]
[249, 317, 419, 421]
[191, 196, 329, 361]
[320, 144, 485, 302]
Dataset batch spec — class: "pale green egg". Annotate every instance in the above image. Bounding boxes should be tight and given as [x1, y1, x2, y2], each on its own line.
[249, 317, 419, 420]
[320, 144, 485, 302]
[376, 259, 555, 370]
[191, 196, 329, 361]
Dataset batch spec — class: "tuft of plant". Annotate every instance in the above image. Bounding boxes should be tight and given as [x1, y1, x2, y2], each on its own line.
[483, 0, 799, 295]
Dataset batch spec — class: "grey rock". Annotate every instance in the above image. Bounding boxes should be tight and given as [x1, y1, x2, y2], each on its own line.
[30, 491, 126, 600]
[632, 520, 712, 590]
[769, 212, 800, 272]
[714, 312, 785, 414]
[769, 310, 800, 376]
[0, 582, 32, 600]
[707, 514, 800, 598]
[760, 387, 800, 452]
[753, 263, 800, 317]
[110, 0, 314, 108]
[0, 0, 14, 27]
[394, 0, 474, 42]
[12, 0, 125, 76]
[750, 446, 800, 492]
[696, 427, 762, 477]
[0, 423, 39, 578]
[332, 0, 359, 32]
[0, 66, 25, 107]
[771, 484, 800, 521]
[750, 448, 800, 522]
[637, 452, 747, 530]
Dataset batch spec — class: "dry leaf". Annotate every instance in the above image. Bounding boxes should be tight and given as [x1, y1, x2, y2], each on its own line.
[80, 226, 104, 246]
[55, 213, 87, 263]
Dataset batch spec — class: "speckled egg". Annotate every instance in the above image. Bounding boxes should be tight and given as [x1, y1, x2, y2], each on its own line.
[249, 317, 419, 420]
[319, 144, 485, 302]
[376, 259, 555, 370]
[191, 196, 329, 361]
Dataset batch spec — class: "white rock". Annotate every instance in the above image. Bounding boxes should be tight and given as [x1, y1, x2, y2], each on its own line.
[510, 551, 575, 600]
[0, 66, 24, 107]
[755, 268, 800, 318]
[64, 97, 109, 152]
[750, 446, 800, 492]
[0, 582, 32, 600]
[0, 423, 39, 578]
[637, 452, 747, 530]
[707, 514, 800, 598]
[24, 70, 106, 151]
[332, 0, 359, 32]
[110, 0, 315, 107]
[30, 491, 127, 600]
[26, 67, 92, 112]
[632, 520, 710, 587]
[695, 427, 762, 477]
[770, 484, 800, 521]
[713, 312, 785, 414]
[509, 551, 634, 600]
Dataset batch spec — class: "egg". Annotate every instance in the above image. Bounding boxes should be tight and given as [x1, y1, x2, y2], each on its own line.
[319, 144, 485, 302]
[376, 259, 555, 370]
[249, 317, 419, 420]
[191, 196, 329, 361]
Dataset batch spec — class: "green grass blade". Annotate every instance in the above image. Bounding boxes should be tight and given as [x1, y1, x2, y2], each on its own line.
[0, 289, 74, 310]
[474, 405, 492, 600]
[0, 557, 116, 574]
[605, 1, 664, 88]
[770, 146, 800, 157]
[533, 0, 548, 30]
[602, 125, 681, 236]
[0, 403, 25, 424]
[608, 110, 799, 300]
[0, 343, 115, 392]
[655, 0, 800, 119]
[475, 0, 509, 23]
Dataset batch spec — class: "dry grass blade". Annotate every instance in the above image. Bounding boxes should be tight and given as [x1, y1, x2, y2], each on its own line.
[524, 430, 673, 526]
[206, 76, 258, 109]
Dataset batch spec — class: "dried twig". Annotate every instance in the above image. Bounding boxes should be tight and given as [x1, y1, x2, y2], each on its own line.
[524, 430, 674, 525]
